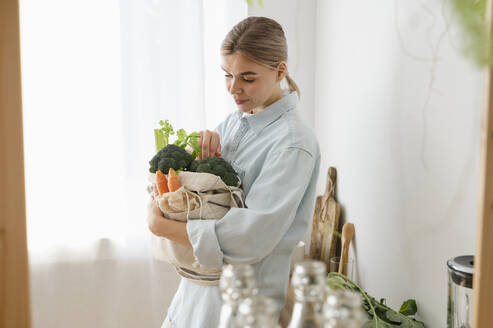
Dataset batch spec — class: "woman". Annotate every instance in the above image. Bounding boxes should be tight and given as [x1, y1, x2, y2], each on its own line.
[147, 16, 320, 328]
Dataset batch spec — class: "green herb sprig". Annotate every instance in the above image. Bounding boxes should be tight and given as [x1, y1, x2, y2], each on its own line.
[154, 120, 174, 153]
[154, 120, 202, 158]
[327, 272, 425, 328]
[174, 129, 202, 159]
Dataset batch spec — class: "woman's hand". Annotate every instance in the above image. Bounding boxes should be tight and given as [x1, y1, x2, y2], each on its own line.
[146, 190, 192, 247]
[147, 193, 164, 235]
[197, 130, 221, 159]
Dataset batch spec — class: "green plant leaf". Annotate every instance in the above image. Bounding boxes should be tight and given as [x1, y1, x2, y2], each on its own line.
[174, 129, 188, 148]
[449, 0, 492, 67]
[399, 299, 418, 316]
[385, 310, 424, 328]
[327, 273, 426, 328]
[155, 120, 202, 158]
[188, 131, 202, 158]
[159, 120, 174, 146]
[244, 0, 263, 7]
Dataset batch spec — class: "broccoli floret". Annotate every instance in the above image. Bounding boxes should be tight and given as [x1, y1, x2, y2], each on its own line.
[149, 144, 194, 174]
[189, 156, 239, 186]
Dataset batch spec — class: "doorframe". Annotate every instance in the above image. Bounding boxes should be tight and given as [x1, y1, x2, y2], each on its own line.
[0, 0, 31, 327]
[473, 1, 493, 326]
[1, 0, 492, 327]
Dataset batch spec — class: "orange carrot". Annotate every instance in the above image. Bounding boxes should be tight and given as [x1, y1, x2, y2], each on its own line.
[168, 168, 181, 192]
[156, 170, 169, 195]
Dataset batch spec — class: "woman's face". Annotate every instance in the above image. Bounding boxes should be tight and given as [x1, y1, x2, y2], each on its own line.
[221, 53, 286, 114]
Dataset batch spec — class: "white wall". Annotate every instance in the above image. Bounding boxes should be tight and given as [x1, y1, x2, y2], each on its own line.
[313, 1, 481, 327]
[251, 1, 482, 327]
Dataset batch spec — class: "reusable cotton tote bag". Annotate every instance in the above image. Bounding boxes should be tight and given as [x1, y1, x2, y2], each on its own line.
[148, 171, 245, 285]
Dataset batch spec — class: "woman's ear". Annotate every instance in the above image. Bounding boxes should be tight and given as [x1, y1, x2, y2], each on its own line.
[276, 62, 287, 82]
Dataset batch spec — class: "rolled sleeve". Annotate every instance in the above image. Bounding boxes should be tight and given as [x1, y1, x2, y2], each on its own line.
[186, 219, 224, 269]
[186, 147, 315, 268]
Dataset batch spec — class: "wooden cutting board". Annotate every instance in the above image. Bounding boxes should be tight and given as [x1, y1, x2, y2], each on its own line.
[309, 166, 341, 267]
[280, 167, 341, 327]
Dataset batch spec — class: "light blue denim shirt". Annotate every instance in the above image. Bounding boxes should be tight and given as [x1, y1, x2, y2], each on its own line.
[166, 90, 320, 328]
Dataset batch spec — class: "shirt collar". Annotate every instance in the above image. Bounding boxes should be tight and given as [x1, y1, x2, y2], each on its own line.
[236, 89, 299, 135]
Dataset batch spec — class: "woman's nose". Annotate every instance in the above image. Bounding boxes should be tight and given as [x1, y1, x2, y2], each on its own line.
[229, 78, 241, 95]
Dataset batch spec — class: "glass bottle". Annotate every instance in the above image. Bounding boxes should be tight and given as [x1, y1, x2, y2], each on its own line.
[447, 255, 474, 328]
[323, 289, 367, 327]
[236, 294, 281, 328]
[288, 261, 327, 328]
[218, 263, 258, 328]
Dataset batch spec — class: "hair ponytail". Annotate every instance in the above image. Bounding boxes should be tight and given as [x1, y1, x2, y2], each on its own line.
[285, 73, 300, 98]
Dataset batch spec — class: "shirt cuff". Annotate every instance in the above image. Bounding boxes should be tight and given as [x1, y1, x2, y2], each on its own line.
[186, 219, 224, 270]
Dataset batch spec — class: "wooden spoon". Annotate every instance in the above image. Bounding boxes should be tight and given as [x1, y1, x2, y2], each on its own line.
[338, 222, 355, 275]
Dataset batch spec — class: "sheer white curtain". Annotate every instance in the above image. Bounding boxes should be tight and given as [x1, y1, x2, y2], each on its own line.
[20, 0, 246, 327]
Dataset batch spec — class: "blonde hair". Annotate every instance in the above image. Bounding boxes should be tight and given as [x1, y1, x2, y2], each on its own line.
[221, 16, 300, 98]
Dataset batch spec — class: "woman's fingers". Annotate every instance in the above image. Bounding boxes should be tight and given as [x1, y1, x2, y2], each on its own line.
[198, 130, 221, 159]
[147, 198, 162, 217]
[210, 133, 220, 157]
[201, 130, 211, 158]
[215, 143, 222, 156]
